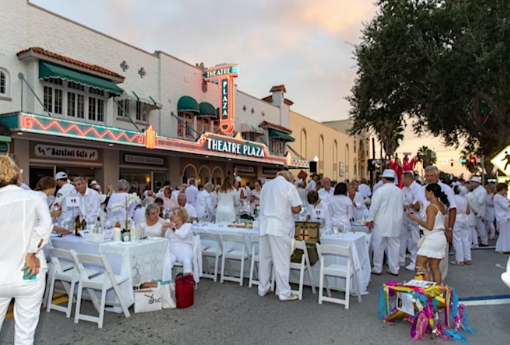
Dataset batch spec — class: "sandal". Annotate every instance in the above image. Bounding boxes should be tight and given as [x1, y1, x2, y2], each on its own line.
[451, 261, 464, 266]
[464, 261, 471, 265]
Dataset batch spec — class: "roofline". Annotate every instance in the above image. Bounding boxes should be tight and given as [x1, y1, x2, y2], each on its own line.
[290, 111, 350, 136]
[237, 90, 279, 110]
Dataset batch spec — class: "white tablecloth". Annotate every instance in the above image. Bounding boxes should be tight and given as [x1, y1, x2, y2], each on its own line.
[51, 236, 169, 310]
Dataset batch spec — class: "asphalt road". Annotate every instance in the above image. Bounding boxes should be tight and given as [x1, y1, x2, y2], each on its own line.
[1, 249, 508, 345]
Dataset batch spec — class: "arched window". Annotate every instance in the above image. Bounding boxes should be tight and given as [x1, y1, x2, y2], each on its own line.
[319, 135, 324, 174]
[333, 140, 338, 180]
[300, 129, 307, 158]
[0, 68, 10, 97]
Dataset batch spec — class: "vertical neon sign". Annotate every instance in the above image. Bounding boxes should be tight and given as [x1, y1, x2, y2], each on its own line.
[204, 64, 238, 135]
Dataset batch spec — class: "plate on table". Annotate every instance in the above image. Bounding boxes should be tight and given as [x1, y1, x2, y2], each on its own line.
[117, 241, 135, 246]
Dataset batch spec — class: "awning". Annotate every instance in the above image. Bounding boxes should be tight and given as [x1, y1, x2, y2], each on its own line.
[198, 102, 217, 117]
[0, 136, 11, 143]
[117, 90, 162, 109]
[239, 123, 264, 135]
[268, 128, 295, 142]
[38, 61, 123, 96]
[177, 96, 199, 113]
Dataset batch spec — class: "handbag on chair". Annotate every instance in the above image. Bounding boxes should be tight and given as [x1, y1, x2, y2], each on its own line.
[175, 275, 195, 309]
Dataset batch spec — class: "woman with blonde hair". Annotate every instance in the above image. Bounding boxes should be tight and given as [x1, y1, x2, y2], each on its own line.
[0, 155, 53, 344]
[162, 206, 194, 280]
[215, 176, 240, 223]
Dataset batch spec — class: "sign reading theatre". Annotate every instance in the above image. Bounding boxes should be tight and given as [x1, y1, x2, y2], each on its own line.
[206, 137, 264, 158]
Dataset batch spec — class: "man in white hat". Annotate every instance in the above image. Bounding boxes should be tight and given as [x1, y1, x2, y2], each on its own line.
[53, 172, 77, 224]
[470, 176, 488, 247]
[90, 180, 98, 189]
[367, 169, 404, 276]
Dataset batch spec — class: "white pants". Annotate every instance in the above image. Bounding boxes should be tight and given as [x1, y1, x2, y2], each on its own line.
[476, 217, 488, 245]
[399, 222, 419, 265]
[453, 221, 471, 262]
[439, 245, 449, 281]
[0, 275, 46, 345]
[484, 219, 496, 239]
[470, 225, 478, 246]
[163, 243, 193, 281]
[258, 234, 291, 300]
[372, 233, 400, 273]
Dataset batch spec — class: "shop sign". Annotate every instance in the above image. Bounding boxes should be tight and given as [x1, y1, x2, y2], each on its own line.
[34, 144, 98, 160]
[206, 137, 265, 158]
[262, 167, 280, 175]
[234, 165, 255, 173]
[0, 142, 9, 154]
[123, 154, 165, 166]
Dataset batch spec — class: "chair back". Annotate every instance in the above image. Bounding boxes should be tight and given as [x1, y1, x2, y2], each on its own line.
[71, 251, 112, 285]
[248, 234, 260, 256]
[316, 244, 353, 268]
[46, 248, 75, 273]
[219, 233, 246, 246]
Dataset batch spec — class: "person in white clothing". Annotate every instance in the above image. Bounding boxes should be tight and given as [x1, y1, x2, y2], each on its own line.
[184, 179, 199, 207]
[196, 183, 215, 221]
[250, 180, 262, 212]
[372, 177, 383, 195]
[408, 184, 449, 284]
[106, 179, 137, 224]
[318, 177, 334, 208]
[139, 204, 172, 238]
[0, 156, 53, 345]
[244, 182, 252, 203]
[177, 193, 197, 222]
[73, 177, 100, 221]
[306, 191, 332, 229]
[494, 183, 510, 253]
[400, 172, 424, 271]
[367, 169, 404, 276]
[296, 180, 307, 207]
[162, 207, 194, 281]
[34, 177, 72, 236]
[306, 175, 319, 192]
[484, 184, 496, 240]
[258, 171, 302, 302]
[470, 176, 488, 246]
[357, 178, 372, 199]
[329, 183, 354, 232]
[216, 176, 240, 223]
[451, 186, 472, 265]
[210, 185, 220, 209]
[52, 172, 77, 225]
[348, 183, 368, 221]
[464, 184, 477, 247]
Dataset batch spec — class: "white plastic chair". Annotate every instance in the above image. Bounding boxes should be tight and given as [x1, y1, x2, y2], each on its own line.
[198, 232, 223, 282]
[71, 250, 130, 328]
[290, 240, 316, 300]
[316, 244, 362, 309]
[173, 235, 201, 288]
[45, 248, 99, 318]
[248, 234, 275, 290]
[220, 233, 249, 286]
[365, 232, 373, 280]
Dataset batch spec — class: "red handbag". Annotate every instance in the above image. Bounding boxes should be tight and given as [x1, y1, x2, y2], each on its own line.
[175, 275, 195, 309]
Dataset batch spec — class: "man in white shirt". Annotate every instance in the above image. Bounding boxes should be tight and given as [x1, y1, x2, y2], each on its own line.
[159, 187, 177, 210]
[73, 177, 100, 220]
[306, 175, 319, 192]
[185, 179, 199, 207]
[367, 169, 404, 276]
[196, 183, 215, 221]
[400, 172, 425, 271]
[53, 172, 77, 224]
[244, 182, 252, 203]
[158, 180, 171, 194]
[372, 177, 383, 195]
[423, 166, 457, 281]
[0, 157, 53, 345]
[178, 193, 198, 222]
[318, 177, 334, 205]
[258, 171, 302, 302]
[470, 176, 488, 246]
[210, 185, 220, 210]
[358, 178, 372, 199]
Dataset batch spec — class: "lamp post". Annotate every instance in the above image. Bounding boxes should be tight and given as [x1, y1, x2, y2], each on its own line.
[313, 156, 319, 162]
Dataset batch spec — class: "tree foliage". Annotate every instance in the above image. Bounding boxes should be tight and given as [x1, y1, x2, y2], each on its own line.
[417, 145, 437, 168]
[348, 0, 510, 167]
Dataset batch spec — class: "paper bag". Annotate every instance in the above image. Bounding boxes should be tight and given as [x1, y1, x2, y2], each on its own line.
[134, 288, 162, 313]
[159, 281, 176, 309]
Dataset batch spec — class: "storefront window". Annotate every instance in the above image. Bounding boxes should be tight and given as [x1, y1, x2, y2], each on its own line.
[269, 139, 286, 156]
[119, 170, 168, 195]
[212, 119, 220, 134]
[177, 112, 194, 139]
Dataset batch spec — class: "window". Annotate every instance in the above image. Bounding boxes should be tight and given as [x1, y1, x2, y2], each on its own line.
[41, 79, 106, 122]
[135, 101, 149, 122]
[197, 118, 210, 134]
[269, 139, 286, 155]
[212, 119, 220, 134]
[241, 132, 256, 142]
[177, 112, 194, 139]
[300, 129, 307, 157]
[117, 99, 130, 118]
[0, 68, 10, 97]
[354, 139, 357, 153]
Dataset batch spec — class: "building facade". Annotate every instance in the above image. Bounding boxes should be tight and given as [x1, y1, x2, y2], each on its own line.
[0, 0, 309, 192]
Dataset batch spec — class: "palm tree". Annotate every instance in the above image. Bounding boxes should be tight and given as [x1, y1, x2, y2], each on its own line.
[376, 120, 405, 160]
[417, 146, 437, 168]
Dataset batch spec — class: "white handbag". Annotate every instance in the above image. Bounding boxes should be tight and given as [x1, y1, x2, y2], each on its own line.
[159, 281, 176, 309]
[134, 288, 162, 313]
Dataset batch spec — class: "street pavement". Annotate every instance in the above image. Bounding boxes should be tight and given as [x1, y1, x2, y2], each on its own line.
[1, 249, 508, 345]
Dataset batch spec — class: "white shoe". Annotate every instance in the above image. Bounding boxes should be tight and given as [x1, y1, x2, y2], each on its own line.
[399, 262, 406, 267]
[405, 264, 415, 271]
[280, 294, 298, 302]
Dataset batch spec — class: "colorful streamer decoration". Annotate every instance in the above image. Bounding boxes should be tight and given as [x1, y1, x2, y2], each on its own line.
[379, 277, 476, 344]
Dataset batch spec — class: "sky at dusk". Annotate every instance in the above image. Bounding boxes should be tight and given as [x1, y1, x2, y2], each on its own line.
[30, 0, 378, 122]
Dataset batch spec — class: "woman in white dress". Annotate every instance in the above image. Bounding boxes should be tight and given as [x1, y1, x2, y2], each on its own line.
[328, 183, 353, 232]
[163, 206, 194, 280]
[484, 184, 496, 240]
[348, 183, 368, 221]
[408, 183, 448, 284]
[250, 180, 262, 212]
[305, 191, 332, 229]
[106, 179, 136, 224]
[494, 183, 510, 254]
[216, 176, 240, 223]
[139, 204, 172, 238]
[451, 186, 471, 265]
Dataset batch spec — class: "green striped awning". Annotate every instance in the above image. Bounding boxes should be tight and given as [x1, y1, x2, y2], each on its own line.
[268, 128, 295, 142]
[198, 102, 217, 117]
[39, 61, 123, 96]
[177, 96, 199, 113]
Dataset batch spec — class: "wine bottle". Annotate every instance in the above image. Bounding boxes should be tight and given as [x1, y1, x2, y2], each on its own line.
[75, 216, 81, 236]
[81, 218, 87, 232]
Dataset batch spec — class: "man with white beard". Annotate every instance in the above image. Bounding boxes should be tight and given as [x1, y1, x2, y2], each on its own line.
[367, 169, 404, 276]
[400, 172, 425, 271]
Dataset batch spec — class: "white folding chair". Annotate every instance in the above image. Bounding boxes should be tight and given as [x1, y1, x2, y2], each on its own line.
[173, 235, 201, 289]
[45, 248, 99, 317]
[290, 240, 316, 300]
[248, 234, 275, 290]
[72, 251, 130, 328]
[198, 232, 223, 282]
[365, 232, 373, 280]
[316, 244, 362, 309]
[220, 233, 249, 286]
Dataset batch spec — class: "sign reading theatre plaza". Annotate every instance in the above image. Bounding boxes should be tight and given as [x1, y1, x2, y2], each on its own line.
[206, 137, 265, 158]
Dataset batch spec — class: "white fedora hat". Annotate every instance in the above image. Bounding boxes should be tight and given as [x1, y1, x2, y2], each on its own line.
[470, 176, 482, 184]
[381, 169, 397, 179]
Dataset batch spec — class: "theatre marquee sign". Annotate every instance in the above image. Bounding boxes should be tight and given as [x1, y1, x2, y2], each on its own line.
[206, 137, 265, 158]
